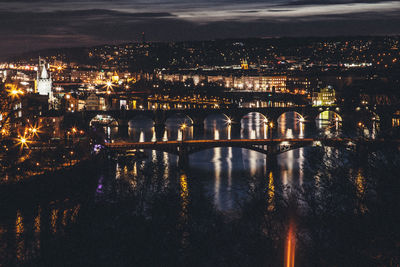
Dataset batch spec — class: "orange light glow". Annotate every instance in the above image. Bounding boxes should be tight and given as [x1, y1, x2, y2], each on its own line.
[285, 221, 296, 267]
[16, 134, 30, 149]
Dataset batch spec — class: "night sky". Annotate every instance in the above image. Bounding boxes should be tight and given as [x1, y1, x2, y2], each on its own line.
[1, 0, 399, 58]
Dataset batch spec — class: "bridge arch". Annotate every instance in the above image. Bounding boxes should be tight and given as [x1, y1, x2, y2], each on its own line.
[315, 110, 343, 128]
[241, 112, 269, 126]
[203, 113, 231, 127]
[165, 113, 194, 127]
[128, 115, 155, 129]
[277, 111, 305, 125]
[89, 114, 118, 127]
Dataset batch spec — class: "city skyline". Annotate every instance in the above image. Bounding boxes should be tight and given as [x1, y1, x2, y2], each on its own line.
[0, 0, 399, 58]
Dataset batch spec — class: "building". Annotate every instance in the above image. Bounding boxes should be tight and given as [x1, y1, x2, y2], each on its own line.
[312, 86, 336, 106]
[38, 113, 64, 139]
[85, 93, 106, 111]
[9, 94, 49, 134]
[161, 72, 288, 92]
[36, 58, 54, 106]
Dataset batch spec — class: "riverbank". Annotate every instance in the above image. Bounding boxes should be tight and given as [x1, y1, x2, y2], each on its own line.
[0, 154, 103, 207]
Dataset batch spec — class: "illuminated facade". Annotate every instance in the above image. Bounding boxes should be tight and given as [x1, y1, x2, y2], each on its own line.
[85, 93, 106, 111]
[312, 86, 336, 106]
[161, 73, 288, 92]
[241, 59, 249, 70]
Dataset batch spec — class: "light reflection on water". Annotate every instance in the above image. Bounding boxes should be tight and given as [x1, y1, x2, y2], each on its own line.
[0, 201, 81, 265]
[108, 112, 314, 211]
[99, 111, 377, 211]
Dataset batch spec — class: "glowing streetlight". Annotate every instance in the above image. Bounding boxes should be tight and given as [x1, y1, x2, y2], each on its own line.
[8, 88, 24, 98]
[11, 89, 19, 96]
[180, 123, 188, 141]
[104, 80, 114, 91]
[27, 122, 41, 138]
[16, 135, 30, 149]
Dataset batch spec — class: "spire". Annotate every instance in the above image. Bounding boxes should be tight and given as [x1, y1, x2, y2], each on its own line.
[40, 64, 49, 79]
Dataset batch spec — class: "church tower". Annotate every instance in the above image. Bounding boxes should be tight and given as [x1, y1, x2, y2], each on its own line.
[36, 57, 54, 107]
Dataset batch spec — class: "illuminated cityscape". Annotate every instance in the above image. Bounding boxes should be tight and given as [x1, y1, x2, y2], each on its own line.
[0, 1, 400, 266]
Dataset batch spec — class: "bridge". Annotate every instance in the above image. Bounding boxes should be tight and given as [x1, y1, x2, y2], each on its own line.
[66, 105, 400, 137]
[104, 138, 400, 168]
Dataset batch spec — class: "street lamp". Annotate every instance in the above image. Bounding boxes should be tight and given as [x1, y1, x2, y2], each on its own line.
[181, 123, 187, 141]
[269, 122, 274, 140]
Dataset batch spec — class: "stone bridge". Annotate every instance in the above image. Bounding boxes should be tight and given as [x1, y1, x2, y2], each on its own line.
[70, 105, 399, 133]
[104, 138, 399, 168]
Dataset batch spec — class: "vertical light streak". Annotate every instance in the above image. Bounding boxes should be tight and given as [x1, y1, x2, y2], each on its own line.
[356, 169, 367, 213]
[284, 220, 296, 267]
[214, 129, 220, 140]
[139, 130, 145, 143]
[180, 173, 190, 247]
[162, 130, 168, 141]
[267, 171, 275, 211]
[34, 206, 41, 251]
[213, 147, 221, 208]
[70, 205, 80, 223]
[50, 208, 58, 234]
[15, 210, 25, 263]
[178, 129, 183, 141]
[151, 127, 157, 142]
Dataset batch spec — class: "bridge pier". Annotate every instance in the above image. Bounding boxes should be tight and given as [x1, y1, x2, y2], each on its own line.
[193, 124, 205, 139]
[355, 143, 369, 164]
[178, 144, 189, 169]
[266, 144, 278, 171]
[118, 119, 129, 138]
[266, 154, 278, 170]
[230, 123, 241, 138]
[155, 124, 166, 140]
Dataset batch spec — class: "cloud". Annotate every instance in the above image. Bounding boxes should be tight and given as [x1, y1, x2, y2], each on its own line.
[286, 0, 400, 5]
[0, 1, 398, 58]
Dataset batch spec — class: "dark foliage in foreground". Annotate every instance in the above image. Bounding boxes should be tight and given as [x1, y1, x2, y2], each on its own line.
[22, 147, 400, 266]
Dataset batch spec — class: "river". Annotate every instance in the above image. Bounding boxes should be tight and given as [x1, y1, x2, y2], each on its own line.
[0, 111, 383, 266]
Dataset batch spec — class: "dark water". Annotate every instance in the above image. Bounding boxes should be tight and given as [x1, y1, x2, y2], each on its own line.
[0, 111, 383, 266]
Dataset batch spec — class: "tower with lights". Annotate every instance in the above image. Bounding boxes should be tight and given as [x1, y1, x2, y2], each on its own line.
[36, 57, 54, 107]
